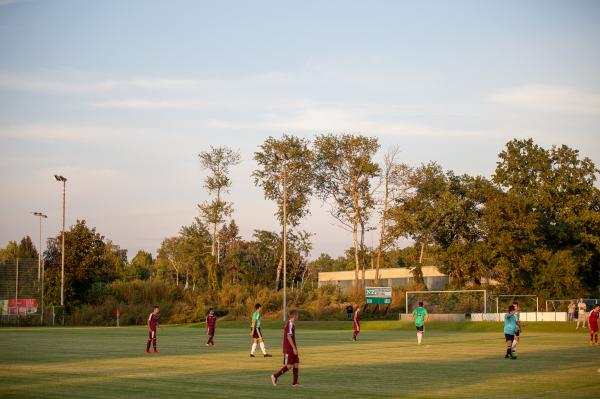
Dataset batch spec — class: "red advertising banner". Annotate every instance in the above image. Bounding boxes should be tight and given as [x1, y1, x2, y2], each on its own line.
[7, 299, 39, 315]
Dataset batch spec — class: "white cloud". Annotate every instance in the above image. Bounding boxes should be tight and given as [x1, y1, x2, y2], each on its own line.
[92, 99, 215, 110]
[490, 85, 600, 115]
[0, 124, 151, 142]
[0, 74, 200, 94]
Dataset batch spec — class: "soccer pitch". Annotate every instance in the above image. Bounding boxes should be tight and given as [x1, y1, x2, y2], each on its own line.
[0, 321, 597, 398]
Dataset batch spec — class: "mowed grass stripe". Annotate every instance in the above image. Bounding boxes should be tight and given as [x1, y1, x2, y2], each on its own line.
[1, 324, 598, 398]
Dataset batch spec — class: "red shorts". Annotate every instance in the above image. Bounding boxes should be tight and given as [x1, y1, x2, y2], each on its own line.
[590, 324, 599, 333]
[284, 352, 300, 365]
[354, 323, 360, 333]
[148, 330, 157, 340]
[207, 328, 215, 336]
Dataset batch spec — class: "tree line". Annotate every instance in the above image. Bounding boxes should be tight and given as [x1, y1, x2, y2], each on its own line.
[1, 135, 598, 312]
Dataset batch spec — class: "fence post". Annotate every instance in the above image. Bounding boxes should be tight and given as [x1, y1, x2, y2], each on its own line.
[15, 258, 19, 320]
[536, 296, 539, 322]
[483, 290, 487, 314]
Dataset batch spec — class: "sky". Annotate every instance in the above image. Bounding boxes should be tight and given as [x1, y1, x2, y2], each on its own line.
[1, 0, 599, 260]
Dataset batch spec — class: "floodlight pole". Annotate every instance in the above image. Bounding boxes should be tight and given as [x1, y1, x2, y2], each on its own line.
[32, 212, 47, 324]
[54, 175, 67, 309]
[282, 156, 288, 322]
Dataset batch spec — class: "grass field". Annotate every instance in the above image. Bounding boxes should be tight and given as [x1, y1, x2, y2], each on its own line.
[1, 321, 598, 398]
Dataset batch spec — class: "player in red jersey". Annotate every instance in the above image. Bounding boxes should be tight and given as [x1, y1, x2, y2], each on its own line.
[588, 304, 599, 345]
[206, 308, 217, 347]
[146, 305, 159, 354]
[353, 306, 361, 341]
[271, 309, 300, 387]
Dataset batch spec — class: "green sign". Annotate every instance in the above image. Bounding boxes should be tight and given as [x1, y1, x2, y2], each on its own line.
[365, 287, 392, 305]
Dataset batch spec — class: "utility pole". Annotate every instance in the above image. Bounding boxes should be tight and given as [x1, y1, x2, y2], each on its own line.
[54, 175, 67, 309]
[32, 212, 47, 324]
[282, 156, 288, 322]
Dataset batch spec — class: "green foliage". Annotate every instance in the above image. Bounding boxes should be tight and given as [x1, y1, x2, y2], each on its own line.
[43, 220, 123, 309]
[125, 250, 154, 281]
[0, 236, 38, 261]
[253, 134, 315, 226]
[487, 139, 600, 296]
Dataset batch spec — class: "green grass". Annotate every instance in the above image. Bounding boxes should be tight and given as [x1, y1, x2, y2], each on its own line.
[1, 321, 598, 398]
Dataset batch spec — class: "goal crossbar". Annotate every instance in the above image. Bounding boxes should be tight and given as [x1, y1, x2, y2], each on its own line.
[405, 290, 488, 314]
[493, 294, 539, 321]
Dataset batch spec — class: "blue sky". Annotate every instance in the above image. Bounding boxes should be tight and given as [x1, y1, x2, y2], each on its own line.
[1, 0, 599, 259]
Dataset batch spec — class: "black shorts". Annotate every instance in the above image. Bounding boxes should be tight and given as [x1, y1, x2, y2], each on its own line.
[416, 326, 424, 332]
[251, 327, 263, 339]
[504, 333, 515, 341]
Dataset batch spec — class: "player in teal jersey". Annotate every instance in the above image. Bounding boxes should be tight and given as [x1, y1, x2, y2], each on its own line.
[412, 302, 429, 345]
[504, 305, 518, 359]
[250, 303, 272, 357]
[511, 302, 522, 355]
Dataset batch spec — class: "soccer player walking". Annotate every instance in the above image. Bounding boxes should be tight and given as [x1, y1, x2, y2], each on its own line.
[206, 308, 217, 347]
[353, 306, 361, 341]
[412, 301, 429, 345]
[250, 303, 272, 357]
[271, 309, 300, 387]
[146, 305, 159, 354]
[587, 304, 599, 345]
[504, 305, 518, 359]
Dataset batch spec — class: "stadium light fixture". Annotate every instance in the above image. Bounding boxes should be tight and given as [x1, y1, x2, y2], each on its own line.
[54, 174, 67, 311]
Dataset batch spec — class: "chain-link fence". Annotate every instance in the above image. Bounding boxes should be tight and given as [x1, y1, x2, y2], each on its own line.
[0, 258, 43, 326]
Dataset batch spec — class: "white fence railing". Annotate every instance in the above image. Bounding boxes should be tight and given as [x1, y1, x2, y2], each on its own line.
[471, 312, 568, 322]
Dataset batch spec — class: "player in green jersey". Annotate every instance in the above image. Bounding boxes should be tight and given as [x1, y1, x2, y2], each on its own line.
[412, 302, 429, 345]
[250, 303, 272, 357]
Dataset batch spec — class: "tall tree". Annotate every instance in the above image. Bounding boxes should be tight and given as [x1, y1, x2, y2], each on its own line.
[388, 163, 492, 286]
[374, 146, 413, 284]
[253, 134, 314, 292]
[487, 139, 600, 296]
[198, 146, 241, 289]
[43, 220, 119, 309]
[126, 250, 154, 281]
[313, 134, 380, 299]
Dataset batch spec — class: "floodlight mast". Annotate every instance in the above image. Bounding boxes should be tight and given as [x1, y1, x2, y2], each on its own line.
[31, 211, 47, 324]
[54, 175, 67, 310]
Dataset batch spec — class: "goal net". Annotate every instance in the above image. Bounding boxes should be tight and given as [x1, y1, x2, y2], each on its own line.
[405, 290, 487, 314]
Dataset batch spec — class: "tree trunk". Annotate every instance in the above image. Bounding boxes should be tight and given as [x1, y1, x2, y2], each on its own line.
[375, 173, 390, 284]
[353, 219, 360, 301]
[360, 220, 366, 289]
[274, 257, 283, 292]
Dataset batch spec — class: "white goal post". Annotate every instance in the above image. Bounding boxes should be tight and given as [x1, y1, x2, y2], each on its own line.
[405, 290, 488, 314]
[493, 294, 538, 321]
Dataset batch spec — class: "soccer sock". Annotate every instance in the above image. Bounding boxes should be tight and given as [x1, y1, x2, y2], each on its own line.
[595, 334, 598, 343]
[417, 332, 422, 344]
[260, 342, 267, 354]
[146, 340, 151, 352]
[511, 340, 518, 350]
[293, 367, 299, 385]
[274, 366, 289, 378]
[251, 342, 257, 354]
[506, 347, 512, 356]
[153, 339, 157, 350]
